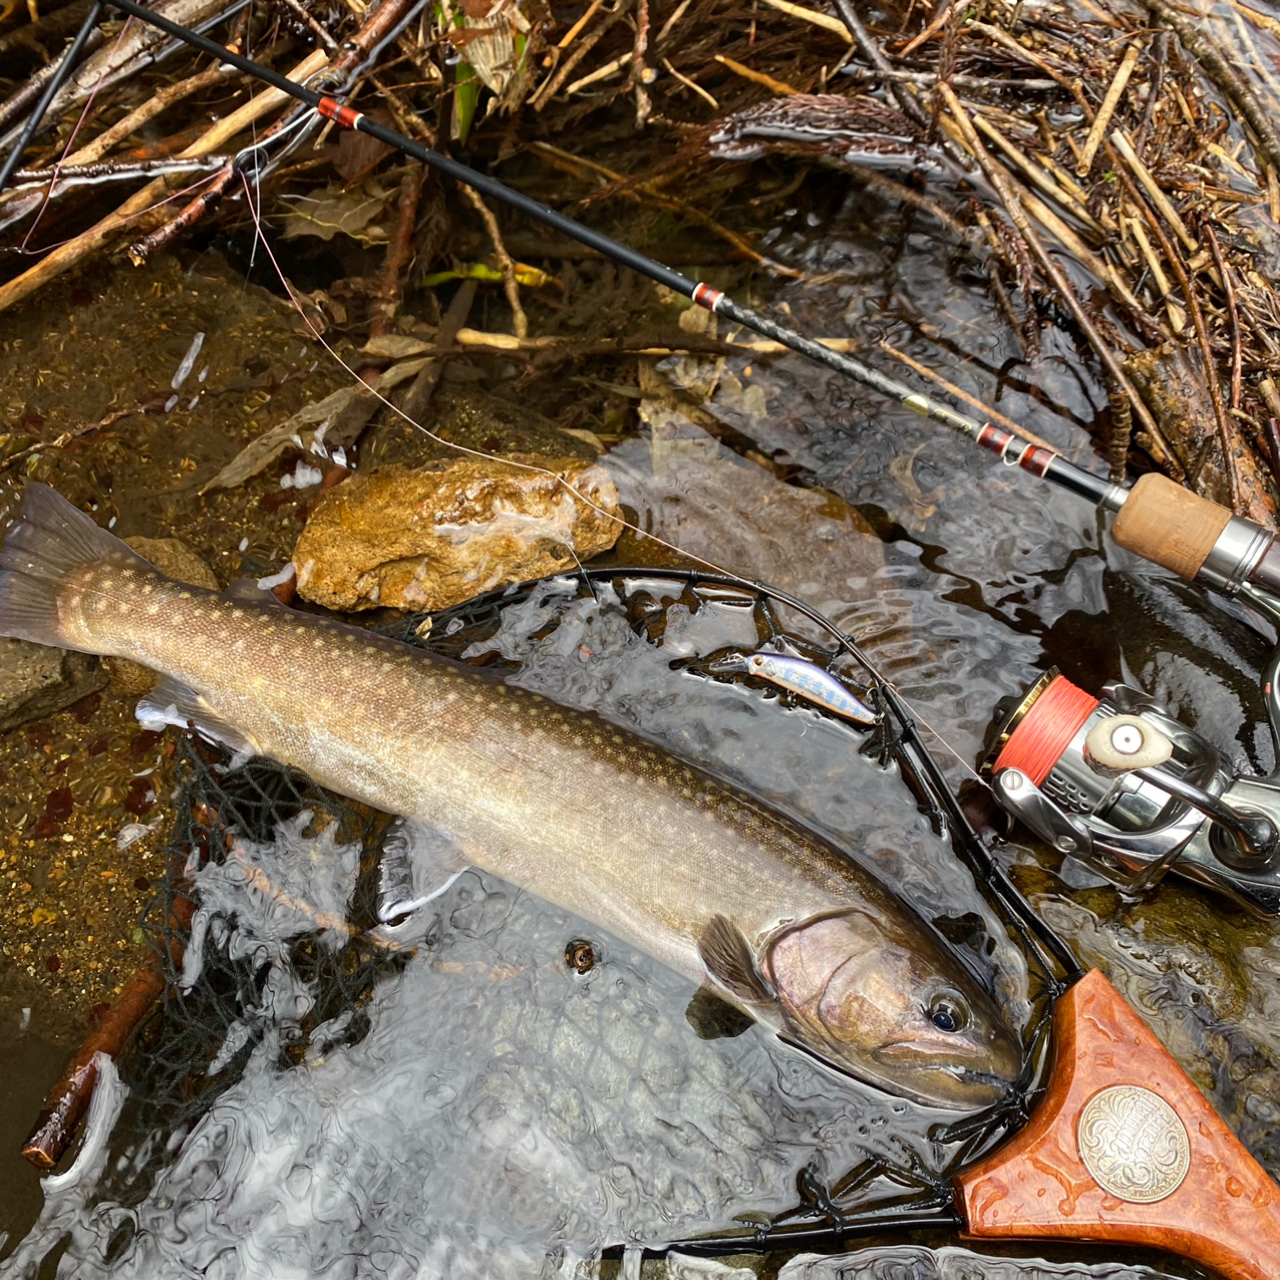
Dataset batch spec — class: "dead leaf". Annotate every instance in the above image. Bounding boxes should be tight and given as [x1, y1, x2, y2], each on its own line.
[281, 184, 395, 244]
[198, 359, 430, 493]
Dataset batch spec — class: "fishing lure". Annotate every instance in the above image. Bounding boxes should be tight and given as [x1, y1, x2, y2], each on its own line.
[713, 650, 879, 727]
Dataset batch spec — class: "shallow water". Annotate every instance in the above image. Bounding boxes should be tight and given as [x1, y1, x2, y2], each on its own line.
[5, 30, 1280, 1276]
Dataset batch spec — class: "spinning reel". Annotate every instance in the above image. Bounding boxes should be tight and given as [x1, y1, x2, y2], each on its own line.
[983, 653, 1280, 916]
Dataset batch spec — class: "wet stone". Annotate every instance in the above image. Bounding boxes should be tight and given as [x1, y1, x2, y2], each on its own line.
[0, 638, 108, 735]
[292, 457, 623, 613]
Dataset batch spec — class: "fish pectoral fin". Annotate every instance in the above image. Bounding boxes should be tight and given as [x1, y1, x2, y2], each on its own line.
[698, 913, 775, 1005]
[136, 677, 262, 758]
[684, 983, 756, 1040]
[377, 818, 471, 923]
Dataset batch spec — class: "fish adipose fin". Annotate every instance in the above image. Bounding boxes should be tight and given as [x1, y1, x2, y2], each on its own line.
[0, 483, 152, 649]
[137, 676, 263, 758]
[377, 818, 470, 923]
[698, 913, 775, 1005]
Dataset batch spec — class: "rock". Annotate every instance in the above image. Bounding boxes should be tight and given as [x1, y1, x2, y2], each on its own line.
[103, 536, 221, 695]
[292, 458, 622, 612]
[0, 640, 107, 734]
[604, 404, 884, 623]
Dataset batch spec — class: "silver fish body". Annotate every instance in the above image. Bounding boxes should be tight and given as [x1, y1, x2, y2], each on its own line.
[0, 484, 1021, 1110]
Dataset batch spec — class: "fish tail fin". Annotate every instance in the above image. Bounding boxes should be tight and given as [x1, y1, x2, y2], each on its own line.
[0, 483, 152, 649]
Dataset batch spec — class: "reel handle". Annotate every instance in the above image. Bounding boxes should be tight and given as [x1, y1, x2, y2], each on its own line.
[955, 968, 1280, 1280]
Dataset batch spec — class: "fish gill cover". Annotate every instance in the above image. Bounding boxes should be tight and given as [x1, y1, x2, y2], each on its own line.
[0, 576, 1160, 1278]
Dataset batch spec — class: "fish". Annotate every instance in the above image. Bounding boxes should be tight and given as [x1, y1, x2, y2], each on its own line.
[0, 483, 1022, 1110]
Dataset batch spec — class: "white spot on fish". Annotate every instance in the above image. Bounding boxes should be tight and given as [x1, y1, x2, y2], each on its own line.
[238, 538, 248, 552]
[108, 516, 117, 529]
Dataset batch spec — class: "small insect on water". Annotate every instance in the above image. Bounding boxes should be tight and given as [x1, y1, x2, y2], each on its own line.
[565, 939, 596, 973]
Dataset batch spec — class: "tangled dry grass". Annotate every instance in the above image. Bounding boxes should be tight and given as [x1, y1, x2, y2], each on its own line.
[0, 0, 1278, 517]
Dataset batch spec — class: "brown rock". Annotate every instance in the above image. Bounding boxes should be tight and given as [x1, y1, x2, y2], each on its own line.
[292, 458, 622, 612]
[103, 537, 221, 695]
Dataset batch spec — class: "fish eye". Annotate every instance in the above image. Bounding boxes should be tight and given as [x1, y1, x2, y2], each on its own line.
[928, 994, 968, 1033]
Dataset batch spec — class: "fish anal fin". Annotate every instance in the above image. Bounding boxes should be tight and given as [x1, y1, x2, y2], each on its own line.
[698, 913, 774, 1005]
[685, 983, 756, 1040]
[136, 676, 261, 758]
[377, 818, 471, 922]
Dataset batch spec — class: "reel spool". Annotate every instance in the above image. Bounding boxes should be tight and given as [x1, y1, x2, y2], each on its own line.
[982, 667, 1280, 915]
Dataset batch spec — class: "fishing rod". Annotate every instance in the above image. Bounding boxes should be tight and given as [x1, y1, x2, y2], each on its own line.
[23, 0, 1280, 624]
[10, 0, 1280, 619]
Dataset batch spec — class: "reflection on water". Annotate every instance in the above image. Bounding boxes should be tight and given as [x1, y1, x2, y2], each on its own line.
[778, 1247, 1178, 1278]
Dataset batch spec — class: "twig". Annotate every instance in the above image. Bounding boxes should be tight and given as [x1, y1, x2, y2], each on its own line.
[832, 0, 929, 130]
[368, 160, 425, 339]
[1113, 158, 1240, 510]
[654, 0, 693, 43]
[528, 140, 803, 276]
[971, 111, 1103, 233]
[841, 66, 1059, 90]
[557, 0, 606, 48]
[937, 83, 1175, 472]
[0, 24, 103, 131]
[1076, 37, 1143, 176]
[898, 0, 952, 58]
[0, 49, 330, 315]
[461, 185, 527, 339]
[22, 890, 194, 1169]
[1110, 128, 1197, 252]
[400, 277, 478, 426]
[631, 0, 651, 126]
[879, 340, 1058, 449]
[661, 56, 717, 108]
[567, 51, 630, 93]
[532, 0, 632, 110]
[1124, 213, 1184, 333]
[62, 62, 237, 168]
[1203, 222, 1242, 412]
[756, 0, 850, 39]
[1141, 0, 1280, 177]
[714, 54, 800, 96]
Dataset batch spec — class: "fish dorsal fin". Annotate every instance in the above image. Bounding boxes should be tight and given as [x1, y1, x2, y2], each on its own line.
[377, 818, 471, 923]
[136, 676, 262, 759]
[698, 913, 775, 1005]
[685, 983, 756, 1040]
[225, 576, 287, 606]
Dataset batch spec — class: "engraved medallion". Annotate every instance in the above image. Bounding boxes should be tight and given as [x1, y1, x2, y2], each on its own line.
[1077, 1085, 1191, 1203]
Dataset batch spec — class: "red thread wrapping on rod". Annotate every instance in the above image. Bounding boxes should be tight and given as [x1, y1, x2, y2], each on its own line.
[995, 675, 1098, 786]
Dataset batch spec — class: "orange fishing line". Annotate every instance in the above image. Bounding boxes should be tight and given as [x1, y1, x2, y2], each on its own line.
[995, 675, 1098, 786]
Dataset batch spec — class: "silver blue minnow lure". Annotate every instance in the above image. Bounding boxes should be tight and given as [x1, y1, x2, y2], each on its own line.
[744, 653, 879, 726]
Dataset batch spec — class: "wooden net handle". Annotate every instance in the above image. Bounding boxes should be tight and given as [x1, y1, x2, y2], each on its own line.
[956, 969, 1280, 1280]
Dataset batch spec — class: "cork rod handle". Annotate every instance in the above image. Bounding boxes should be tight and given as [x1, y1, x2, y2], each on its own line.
[956, 969, 1280, 1280]
[1110, 473, 1233, 580]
